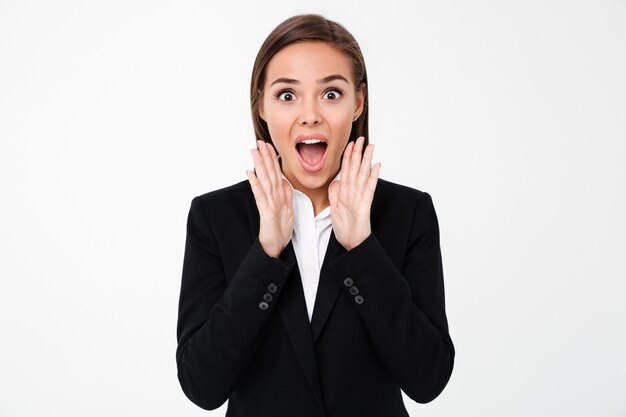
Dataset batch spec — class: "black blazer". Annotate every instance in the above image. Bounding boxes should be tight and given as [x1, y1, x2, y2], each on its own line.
[176, 177, 455, 417]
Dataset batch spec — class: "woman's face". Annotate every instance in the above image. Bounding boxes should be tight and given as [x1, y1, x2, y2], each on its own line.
[259, 41, 365, 195]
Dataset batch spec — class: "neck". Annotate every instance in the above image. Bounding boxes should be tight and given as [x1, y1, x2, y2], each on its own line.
[305, 188, 330, 217]
[283, 169, 338, 217]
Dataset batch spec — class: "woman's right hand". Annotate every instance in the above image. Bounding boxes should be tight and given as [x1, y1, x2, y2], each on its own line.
[246, 140, 294, 258]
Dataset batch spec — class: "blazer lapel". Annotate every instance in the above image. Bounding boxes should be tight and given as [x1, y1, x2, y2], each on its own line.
[311, 229, 346, 343]
[278, 241, 325, 414]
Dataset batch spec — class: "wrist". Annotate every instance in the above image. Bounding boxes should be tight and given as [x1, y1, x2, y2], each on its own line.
[346, 230, 372, 251]
[259, 237, 283, 258]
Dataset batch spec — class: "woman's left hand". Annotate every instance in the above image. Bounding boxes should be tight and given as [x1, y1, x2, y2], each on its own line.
[328, 136, 381, 251]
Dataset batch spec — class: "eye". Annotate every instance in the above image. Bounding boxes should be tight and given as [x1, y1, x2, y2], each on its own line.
[274, 89, 296, 101]
[323, 88, 344, 100]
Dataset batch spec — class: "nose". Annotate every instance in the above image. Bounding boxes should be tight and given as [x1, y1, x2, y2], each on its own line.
[298, 97, 321, 126]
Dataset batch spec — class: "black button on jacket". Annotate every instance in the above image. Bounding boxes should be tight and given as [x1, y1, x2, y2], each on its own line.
[176, 178, 455, 417]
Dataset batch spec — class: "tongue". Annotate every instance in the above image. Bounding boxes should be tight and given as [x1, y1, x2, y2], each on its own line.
[298, 143, 326, 165]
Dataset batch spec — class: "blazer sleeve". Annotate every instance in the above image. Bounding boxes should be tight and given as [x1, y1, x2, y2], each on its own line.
[327, 191, 455, 403]
[176, 196, 296, 410]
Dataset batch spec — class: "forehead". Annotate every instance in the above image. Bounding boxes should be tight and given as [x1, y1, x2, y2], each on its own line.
[265, 41, 354, 86]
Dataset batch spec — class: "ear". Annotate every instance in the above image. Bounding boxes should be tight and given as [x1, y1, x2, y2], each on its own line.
[354, 83, 366, 120]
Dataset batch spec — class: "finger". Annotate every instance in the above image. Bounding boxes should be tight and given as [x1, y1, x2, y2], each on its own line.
[340, 140, 353, 173]
[356, 143, 374, 192]
[267, 143, 286, 201]
[267, 142, 282, 178]
[345, 137, 364, 202]
[365, 162, 381, 197]
[328, 179, 340, 208]
[251, 147, 273, 205]
[257, 140, 278, 191]
[348, 136, 365, 184]
[246, 169, 268, 210]
[282, 179, 293, 213]
[339, 141, 354, 199]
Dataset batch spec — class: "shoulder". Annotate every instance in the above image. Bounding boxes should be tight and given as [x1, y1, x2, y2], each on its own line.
[374, 177, 434, 209]
[368, 178, 440, 261]
[188, 180, 254, 224]
[372, 178, 438, 238]
[373, 179, 440, 249]
[193, 179, 253, 206]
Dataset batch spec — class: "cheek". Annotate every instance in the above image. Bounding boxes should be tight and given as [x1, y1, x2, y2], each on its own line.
[324, 106, 355, 138]
[264, 104, 291, 133]
[263, 103, 295, 157]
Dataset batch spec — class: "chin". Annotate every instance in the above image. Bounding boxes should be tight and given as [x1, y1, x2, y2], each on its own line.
[295, 172, 329, 190]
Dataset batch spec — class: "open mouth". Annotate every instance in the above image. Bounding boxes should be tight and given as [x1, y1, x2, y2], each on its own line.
[294, 135, 328, 172]
[296, 139, 328, 166]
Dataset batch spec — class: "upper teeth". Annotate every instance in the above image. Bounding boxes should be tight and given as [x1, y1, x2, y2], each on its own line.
[300, 139, 323, 144]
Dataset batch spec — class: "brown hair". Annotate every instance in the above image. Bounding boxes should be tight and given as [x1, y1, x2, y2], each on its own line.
[250, 14, 369, 149]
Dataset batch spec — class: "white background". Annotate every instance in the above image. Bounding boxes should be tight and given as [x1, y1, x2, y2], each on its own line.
[1, 1, 625, 416]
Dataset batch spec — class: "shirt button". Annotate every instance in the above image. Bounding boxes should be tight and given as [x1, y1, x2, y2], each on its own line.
[349, 286, 359, 295]
[354, 295, 364, 304]
[258, 301, 269, 310]
[263, 293, 273, 302]
[343, 277, 354, 287]
[267, 283, 278, 293]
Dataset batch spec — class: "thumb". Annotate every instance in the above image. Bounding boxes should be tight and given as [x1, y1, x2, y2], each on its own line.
[328, 179, 340, 208]
[282, 179, 294, 211]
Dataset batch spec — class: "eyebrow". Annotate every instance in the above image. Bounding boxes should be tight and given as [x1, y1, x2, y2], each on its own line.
[269, 74, 349, 87]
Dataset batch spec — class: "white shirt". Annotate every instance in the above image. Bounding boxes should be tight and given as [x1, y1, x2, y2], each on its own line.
[283, 172, 340, 322]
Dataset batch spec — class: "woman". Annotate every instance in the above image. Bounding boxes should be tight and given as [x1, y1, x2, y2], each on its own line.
[176, 14, 455, 417]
